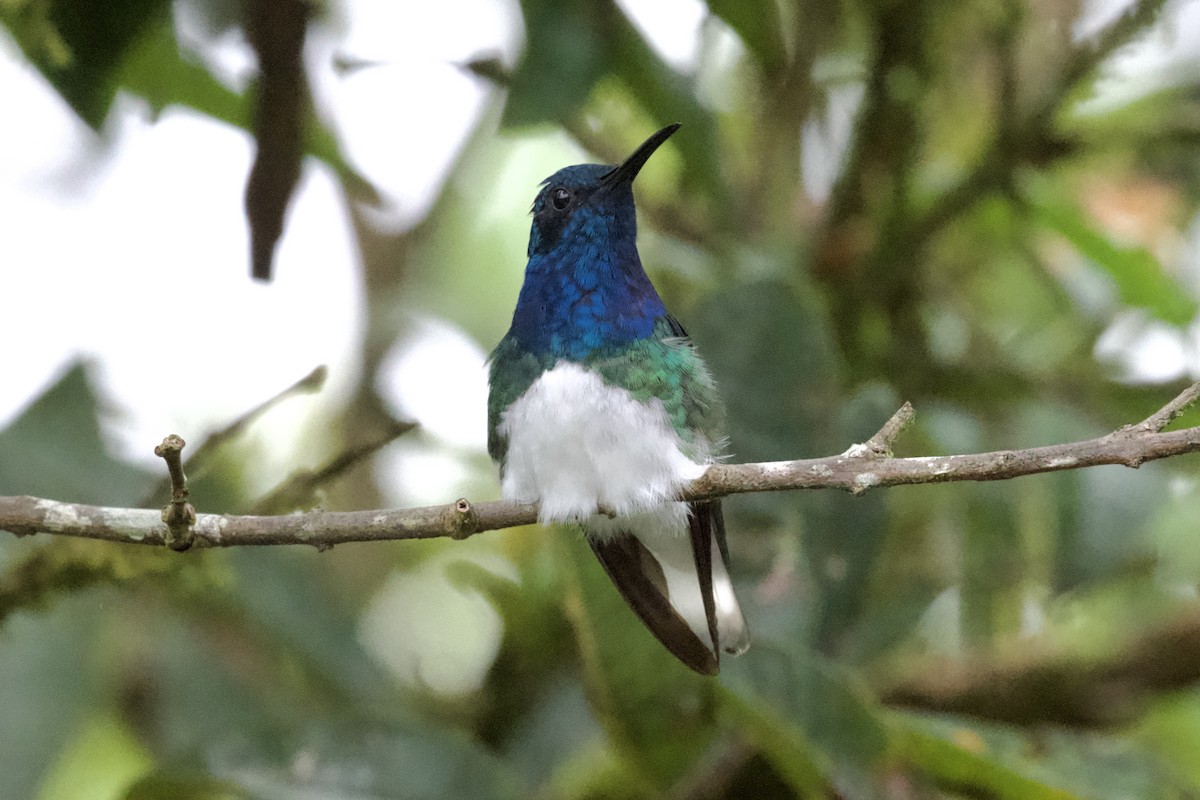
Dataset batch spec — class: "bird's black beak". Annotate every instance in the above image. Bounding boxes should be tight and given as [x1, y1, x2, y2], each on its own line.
[600, 123, 681, 189]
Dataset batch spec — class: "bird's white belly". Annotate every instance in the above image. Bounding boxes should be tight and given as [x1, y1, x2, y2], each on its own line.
[497, 362, 706, 535]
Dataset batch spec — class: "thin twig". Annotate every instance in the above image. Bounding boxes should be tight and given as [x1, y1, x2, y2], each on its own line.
[1133, 381, 1200, 433]
[858, 401, 916, 457]
[139, 366, 327, 506]
[1057, 0, 1169, 100]
[248, 419, 418, 516]
[153, 435, 195, 551]
[4, 382, 1200, 550]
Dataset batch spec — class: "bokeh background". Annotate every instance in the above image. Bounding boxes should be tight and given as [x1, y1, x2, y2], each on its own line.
[4, 0, 1200, 797]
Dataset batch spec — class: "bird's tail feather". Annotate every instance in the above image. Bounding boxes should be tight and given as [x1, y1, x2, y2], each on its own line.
[587, 500, 749, 675]
[589, 532, 720, 674]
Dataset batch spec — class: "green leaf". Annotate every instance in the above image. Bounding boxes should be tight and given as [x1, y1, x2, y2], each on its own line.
[0, 0, 170, 128]
[892, 721, 1081, 800]
[211, 721, 526, 800]
[716, 688, 832, 796]
[896, 715, 1183, 800]
[0, 10, 375, 199]
[123, 771, 249, 800]
[37, 713, 153, 800]
[805, 385, 896, 652]
[1026, 182, 1197, 325]
[721, 648, 888, 797]
[554, 533, 718, 789]
[0, 361, 152, 506]
[116, 19, 377, 200]
[122, 609, 294, 763]
[703, 0, 787, 74]
[0, 596, 103, 799]
[499, 677, 601, 789]
[225, 549, 394, 707]
[503, 0, 611, 127]
[503, 0, 725, 202]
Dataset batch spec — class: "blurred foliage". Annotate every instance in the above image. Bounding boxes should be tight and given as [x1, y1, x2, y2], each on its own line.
[6, 0, 1200, 798]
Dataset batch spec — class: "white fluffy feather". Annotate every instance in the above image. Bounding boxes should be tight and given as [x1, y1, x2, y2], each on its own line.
[497, 362, 706, 533]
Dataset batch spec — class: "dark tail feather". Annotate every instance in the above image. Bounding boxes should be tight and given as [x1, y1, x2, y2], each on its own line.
[588, 533, 720, 675]
[690, 500, 721, 657]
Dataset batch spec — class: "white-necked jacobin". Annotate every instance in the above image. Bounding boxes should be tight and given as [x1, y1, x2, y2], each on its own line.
[487, 124, 749, 674]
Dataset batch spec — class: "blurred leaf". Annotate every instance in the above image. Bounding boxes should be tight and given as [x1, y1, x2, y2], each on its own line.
[555, 533, 717, 789]
[244, 0, 310, 281]
[902, 715, 1183, 799]
[127, 610, 297, 764]
[120, 602, 526, 799]
[111, 18, 242, 124]
[892, 721, 1081, 800]
[452, 535, 594, 778]
[499, 677, 601, 790]
[703, 0, 787, 74]
[116, 18, 377, 200]
[722, 648, 889, 797]
[0, 596, 102, 800]
[504, 0, 610, 127]
[717, 688, 831, 796]
[504, 0, 724, 200]
[603, 16, 725, 202]
[806, 384, 897, 653]
[0, 538, 221, 626]
[0, 0, 169, 128]
[225, 549, 393, 707]
[123, 771, 248, 800]
[1026, 182, 1197, 325]
[1137, 690, 1200, 791]
[690, 277, 840, 462]
[961, 481, 1023, 644]
[0, 8, 375, 202]
[210, 721, 525, 800]
[38, 713, 153, 800]
[1073, 464, 1165, 583]
[0, 361, 152, 505]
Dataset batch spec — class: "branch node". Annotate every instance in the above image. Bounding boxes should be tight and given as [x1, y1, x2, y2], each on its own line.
[450, 498, 478, 540]
[160, 501, 197, 551]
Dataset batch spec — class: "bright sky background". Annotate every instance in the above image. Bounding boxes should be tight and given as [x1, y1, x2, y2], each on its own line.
[2, 0, 1199, 694]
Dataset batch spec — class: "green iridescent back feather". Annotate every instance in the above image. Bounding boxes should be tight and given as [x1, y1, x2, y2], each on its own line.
[487, 317, 725, 465]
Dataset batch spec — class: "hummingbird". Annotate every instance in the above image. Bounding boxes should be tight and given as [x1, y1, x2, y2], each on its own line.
[487, 124, 749, 674]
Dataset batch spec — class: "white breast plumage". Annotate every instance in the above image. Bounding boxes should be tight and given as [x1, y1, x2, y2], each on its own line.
[496, 362, 707, 536]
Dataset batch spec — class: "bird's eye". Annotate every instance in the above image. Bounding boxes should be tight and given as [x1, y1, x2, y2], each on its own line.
[550, 187, 571, 210]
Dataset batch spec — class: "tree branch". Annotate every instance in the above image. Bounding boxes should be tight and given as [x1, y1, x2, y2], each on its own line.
[3, 382, 1200, 550]
[880, 609, 1200, 728]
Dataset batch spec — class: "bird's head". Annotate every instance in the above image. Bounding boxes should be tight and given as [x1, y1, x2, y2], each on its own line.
[526, 124, 679, 258]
